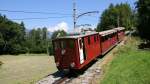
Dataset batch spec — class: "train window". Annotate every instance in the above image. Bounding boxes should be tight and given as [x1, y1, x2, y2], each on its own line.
[112, 33, 114, 36]
[108, 35, 111, 38]
[69, 40, 74, 49]
[110, 34, 112, 38]
[101, 36, 105, 42]
[106, 36, 108, 40]
[54, 42, 60, 50]
[110, 34, 111, 38]
[105, 36, 108, 40]
[107, 35, 109, 38]
[61, 41, 66, 49]
[88, 37, 90, 45]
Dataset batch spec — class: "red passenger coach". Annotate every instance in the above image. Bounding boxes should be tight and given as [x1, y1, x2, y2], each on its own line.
[52, 27, 125, 72]
[52, 32, 101, 71]
[99, 29, 118, 55]
[115, 27, 125, 42]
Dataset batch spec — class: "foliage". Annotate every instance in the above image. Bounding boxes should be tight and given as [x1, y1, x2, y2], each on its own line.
[97, 3, 136, 31]
[136, 0, 150, 40]
[51, 30, 67, 39]
[0, 14, 55, 55]
[25, 27, 51, 54]
[0, 14, 26, 54]
[48, 40, 54, 55]
[101, 37, 150, 84]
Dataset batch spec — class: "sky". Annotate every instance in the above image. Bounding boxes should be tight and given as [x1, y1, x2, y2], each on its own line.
[0, 0, 136, 32]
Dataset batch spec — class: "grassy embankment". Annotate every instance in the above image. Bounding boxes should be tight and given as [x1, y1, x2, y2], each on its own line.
[0, 54, 57, 84]
[101, 37, 150, 84]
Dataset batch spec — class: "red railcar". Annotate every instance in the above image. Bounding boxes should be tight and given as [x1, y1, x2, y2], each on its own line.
[114, 27, 125, 42]
[52, 27, 125, 71]
[99, 29, 118, 55]
[52, 32, 101, 71]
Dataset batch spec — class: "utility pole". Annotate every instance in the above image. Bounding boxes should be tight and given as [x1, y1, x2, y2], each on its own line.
[73, 0, 99, 30]
[117, 15, 120, 27]
[73, 0, 76, 29]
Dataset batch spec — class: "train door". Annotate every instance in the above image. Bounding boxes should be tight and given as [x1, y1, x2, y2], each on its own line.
[78, 38, 84, 64]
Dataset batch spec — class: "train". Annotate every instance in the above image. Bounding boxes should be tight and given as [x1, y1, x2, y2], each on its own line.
[52, 27, 125, 71]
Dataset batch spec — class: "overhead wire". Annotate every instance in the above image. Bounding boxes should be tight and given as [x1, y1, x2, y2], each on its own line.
[0, 9, 72, 15]
[11, 16, 72, 20]
[0, 9, 99, 21]
[0, 9, 73, 20]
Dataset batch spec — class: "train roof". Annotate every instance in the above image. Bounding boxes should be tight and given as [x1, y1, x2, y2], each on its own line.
[99, 29, 117, 36]
[114, 27, 125, 31]
[53, 27, 125, 40]
[54, 32, 98, 40]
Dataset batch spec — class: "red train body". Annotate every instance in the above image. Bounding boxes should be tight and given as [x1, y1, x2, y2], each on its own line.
[114, 27, 125, 42]
[52, 27, 125, 71]
[99, 29, 118, 55]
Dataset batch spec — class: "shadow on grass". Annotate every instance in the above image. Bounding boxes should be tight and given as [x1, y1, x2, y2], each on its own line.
[0, 61, 3, 66]
[0, 61, 3, 69]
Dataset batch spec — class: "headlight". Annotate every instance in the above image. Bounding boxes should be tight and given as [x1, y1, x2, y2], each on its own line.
[70, 62, 75, 68]
[61, 49, 66, 55]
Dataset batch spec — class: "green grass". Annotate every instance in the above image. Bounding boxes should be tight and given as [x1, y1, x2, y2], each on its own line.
[101, 37, 150, 84]
[0, 54, 57, 84]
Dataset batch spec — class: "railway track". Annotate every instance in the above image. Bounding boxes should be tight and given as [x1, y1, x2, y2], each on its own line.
[36, 54, 111, 84]
[53, 75, 75, 84]
[37, 38, 126, 84]
[53, 77, 68, 84]
[36, 59, 102, 84]
[36, 70, 75, 84]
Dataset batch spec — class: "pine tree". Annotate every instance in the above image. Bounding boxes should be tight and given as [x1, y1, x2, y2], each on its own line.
[137, 0, 150, 40]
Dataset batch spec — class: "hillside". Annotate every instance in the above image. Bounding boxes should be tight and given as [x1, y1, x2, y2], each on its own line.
[101, 37, 150, 84]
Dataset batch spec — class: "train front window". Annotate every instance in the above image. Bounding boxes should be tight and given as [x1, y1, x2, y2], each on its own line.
[61, 41, 66, 49]
[54, 41, 60, 50]
[69, 40, 74, 49]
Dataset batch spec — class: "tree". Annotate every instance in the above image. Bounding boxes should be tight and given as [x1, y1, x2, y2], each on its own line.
[51, 30, 67, 39]
[20, 21, 26, 40]
[0, 33, 4, 54]
[0, 14, 26, 54]
[136, 0, 150, 40]
[25, 27, 51, 54]
[97, 3, 134, 31]
[0, 14, 66, 55]
[42, 27, 49, 53]
[48, 40, 54, 55]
